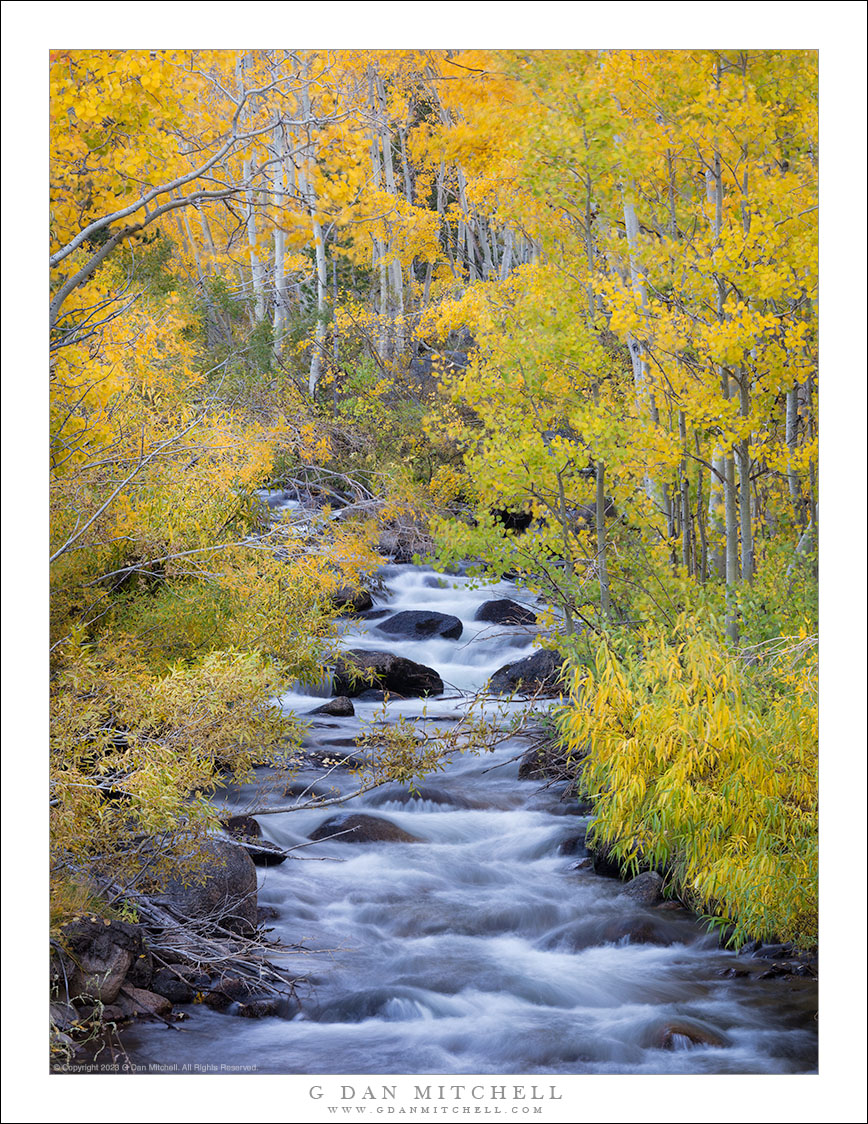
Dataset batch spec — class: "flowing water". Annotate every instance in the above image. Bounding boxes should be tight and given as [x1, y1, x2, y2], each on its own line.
[120, 564, 818, 1074]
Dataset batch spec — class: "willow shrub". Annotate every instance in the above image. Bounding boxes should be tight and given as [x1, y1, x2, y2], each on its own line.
[559, 616, 818, 950]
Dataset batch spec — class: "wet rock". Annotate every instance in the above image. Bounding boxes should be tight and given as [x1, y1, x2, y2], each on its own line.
[589, 843, 623, 879]
[333, 649, 443, 698]
[150, 969, 195, 1005]
[203, 976, 253, 1011]
[221, 816, 287, 867]
[558, 829, 589, 856]
[150, 838, 258, 935]
[376, 610, 463, 641]
[308, 812, 421, 845]
[648, 1020, 728, 1050]
[55, 919, 145, 1005]
[223, 815, 262, 840]
[331, 586, 374, 615]
[236, 998, 282, 1019]
[488, 649, 565, 695]
[258, 905, 280, 923]
[311, 696, 355, 717]
[622, 871, 665, 906]
[282, 780, 339, 801]
[474, 599, 537, 627]
[602, 918, 676, 946]
[115, 985, 173, 1019]
[368, 784, 475, 809]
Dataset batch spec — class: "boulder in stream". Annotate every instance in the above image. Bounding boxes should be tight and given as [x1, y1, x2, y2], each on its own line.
[376, 610, 463, 641]
[308, 812, 421, 844]
[311, 696, 355, 717]
[474, 599, 538, 627]
[488, 649, 565, 695]
[333, 649, 444, 697]
[622, 870, 665, 906]
[149, 838, 259, 934]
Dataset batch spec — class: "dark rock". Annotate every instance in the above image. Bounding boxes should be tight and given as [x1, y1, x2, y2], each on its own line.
[308, 812, 421, 845]
[754, 942, 796, 960]
[331, 586, 374, 615]
[423, 575, 450, 589]
[558, 830, 589, 856]
[360, 608, 392, 621]
[491, 508, 534, 533]
[150, 838, 258, 935]
[282, 780, 339, 801]
[56, 919, 145, 1005]
[258, 905, 280, 923]
[738, 939, 763, 957]
[311, 695, 355, 717]
[570, 858, 594, 871]
[203, 976, 253, 1011]
[474, 599, 538, 627]
[488, 649, 565, 695]
[125, 949, 154, 990]
[622, 871, 665, 906]
[590, 845, 623, 879]
[376, 610, 463, 641]
[244, 840, 288, 867]
[647, 1020, 728, 1050]
[223, 815, 262, 840]
[221, 816, 286, 867]
[602, 918, 676, 946]
[368, 784, 475, 809]
[150, 969, 195, 1005]
[333, 649, 443, 698]
[116, 986, 173, 1019]
[50, 1001, 79, 1033]
[236, 998, 282, 1019]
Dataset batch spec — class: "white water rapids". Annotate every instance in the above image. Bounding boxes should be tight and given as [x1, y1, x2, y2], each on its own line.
[120, 564, 818, 1074]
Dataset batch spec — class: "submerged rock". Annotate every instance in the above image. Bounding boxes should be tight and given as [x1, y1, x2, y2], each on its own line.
[311, 696, 355, 717]
[333, 649, 443, 697]
[308, 812, 421, 845]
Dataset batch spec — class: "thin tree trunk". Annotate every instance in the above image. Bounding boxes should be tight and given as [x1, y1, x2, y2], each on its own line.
[596, 461, 611, 620]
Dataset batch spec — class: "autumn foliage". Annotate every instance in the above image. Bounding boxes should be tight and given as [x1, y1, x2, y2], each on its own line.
[49, 49, 818, 947]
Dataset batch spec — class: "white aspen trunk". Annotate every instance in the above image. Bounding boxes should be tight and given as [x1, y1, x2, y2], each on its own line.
[708, 451, 726, 580]
[622, 188, 668, 521]
[499, 226, 514, 280]
[786, 385, 801, 508]
[376, 75, 405, 355]
[368, 71, 390, 360]
[298, 82, 328, 398]
[477, 216, 495, 279]
[271, 123, 287, 356]
[398, 126, 413, 202]
[244, 157, 266, 324]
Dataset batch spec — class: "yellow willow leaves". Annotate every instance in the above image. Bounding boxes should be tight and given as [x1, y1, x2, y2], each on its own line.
[560, 618, 818, 948]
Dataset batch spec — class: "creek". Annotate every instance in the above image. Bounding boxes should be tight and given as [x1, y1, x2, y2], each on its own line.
[120, 561, 818, 1074]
